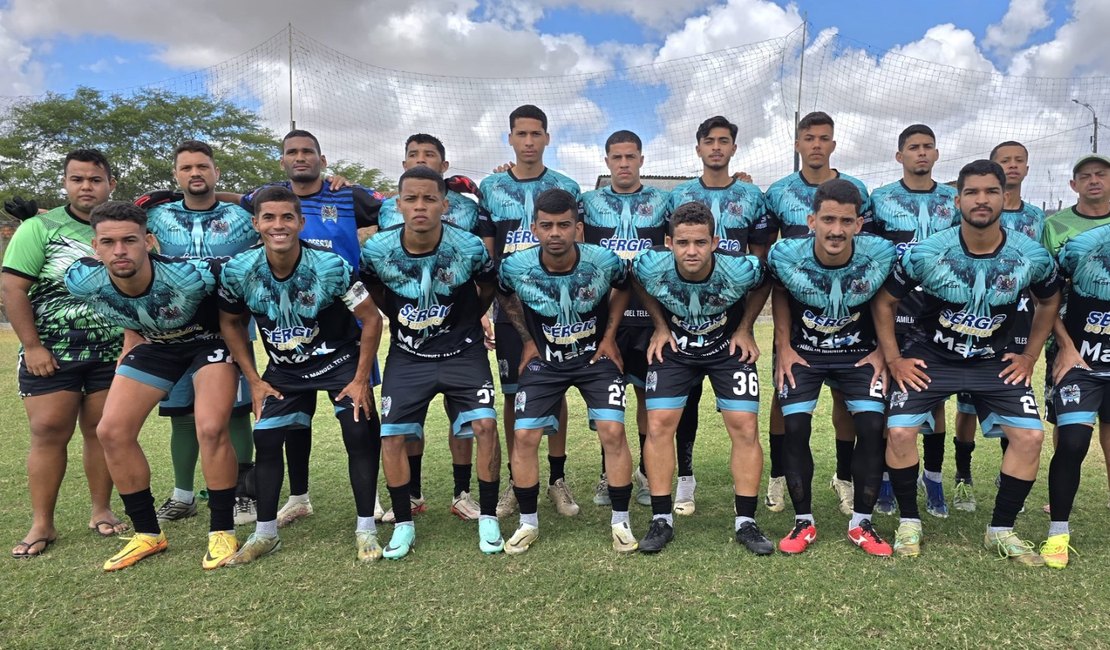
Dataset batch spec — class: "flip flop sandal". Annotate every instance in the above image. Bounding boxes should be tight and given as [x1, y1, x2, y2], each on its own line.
[12, 537, 56, 559]
[89, 520, 130, 537]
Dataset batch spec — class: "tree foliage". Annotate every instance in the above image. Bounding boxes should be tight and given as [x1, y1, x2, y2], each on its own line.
[328, 160, 396, 194]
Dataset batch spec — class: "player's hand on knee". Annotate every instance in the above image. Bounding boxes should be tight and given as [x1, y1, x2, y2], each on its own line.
[591, 336, 623, 374]
[1051, 342, 1089, 385]
[23, 345, 59, 377]
[999, 352, 1036, 386]
[855, 348, 888, 396]
[518, 339, 539, 377]
[889, 356, 929, 392]
[337, 380, 372, 422]
[774, 345, 808, 391]
[647, 327, 676, 365]
[729, 329, 759, 364]
[481, 315, 496, 351]
[251, 381, 283, 420]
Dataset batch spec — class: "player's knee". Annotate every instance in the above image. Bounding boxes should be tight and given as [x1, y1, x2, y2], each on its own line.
[596, 424, 628, 452]
[1007, 427, 1044, 452]
[381, 435, 407, 456]
[470, 418, 497, 440]
[886, 427, 917, 449]
[1056, 425, 1093, 457]
[193, 419, 226, 446]
[513, 428, 543, 450]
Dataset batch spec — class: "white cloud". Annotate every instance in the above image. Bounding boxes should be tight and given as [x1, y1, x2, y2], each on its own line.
[1009, 0, 1110, 76]
[984, 0, 1051, 53]
[0, 12, 41, 95]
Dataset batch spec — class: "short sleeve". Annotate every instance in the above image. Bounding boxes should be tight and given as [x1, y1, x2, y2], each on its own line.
[1, 219, 47, 280]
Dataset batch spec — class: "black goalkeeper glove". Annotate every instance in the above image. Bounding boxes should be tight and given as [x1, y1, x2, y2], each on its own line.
[3, 196, 38, 221]
[134, 189, 184, 210]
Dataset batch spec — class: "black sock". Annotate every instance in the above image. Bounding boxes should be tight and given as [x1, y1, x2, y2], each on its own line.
[992, 472, 1035, 528]
[236, 462, 256, 499]
[851, 413, 885, 514]
[453, 463, 472, 496]
[735, 494, 757, 519]
[953, 437, 975, 481]
[638, 433, 647, 476]
[121, 488, 160, 535]
[338, 407, 380, 519]
[207, 487, 235, 532]
[408, 454, 423, 499]
[835, 439, 854, 482]
[514, 483, 540, 515]
[548, 454, 566, 485]
[388, 483, 413, 523]
[783, 414, 814, 515]
[599, 449, 606, 478]
[285, 428, 311, 496]
[922, 433, 945, 474]
[609, 483, 632, 512]
[650, 494, 672, 518]
[253, 427, 289, 522]
[1048, 425, 1093, 523]
[889, 464, 920, 519]
[477, 479, 499, 517]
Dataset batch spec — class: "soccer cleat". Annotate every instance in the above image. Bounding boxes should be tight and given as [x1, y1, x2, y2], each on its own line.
[893, 521, 923, 557]
[547, 478, 580, 517]
[356, 530, 382, 562]
[276, 497, 314, 528]
[984, 529, 1044, 566]
[611, 521, 639, 554]
[736, 521, 775, 555]
[233, 496, 257, 526]
[593, 474, 611, 506]
[496, 481, 518, 518]
[103, 532, 168, 571]
[225, 532, 281, 566]
[638, 518, 674, 554]
[450, 491, 481, 521]
[201, 531, 239, 570]
[674, 476, 697, 516]
[382, 495, 428, 524]
[778, 519, 817, 554]
[383, 524, 416, 560]
[374, 494, 385, 521]
[633, 469, 652, 507]
[848, 520, 893, 557]
[764, 476, 786, 513]
[478, 518, 504, 554]
[875, 480, 896, 516]
[155, 497, 197, 522]
[1040, 533, 1074, 570]
[505, 523, 539, 555]
[953, 479, 976, 512]
[918, 475, 949, 518]
[830, 475, 854, 516]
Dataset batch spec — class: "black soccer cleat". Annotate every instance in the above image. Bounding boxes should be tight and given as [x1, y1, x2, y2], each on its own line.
[736, 521, 775, 556]
[638, 518, 674, 554]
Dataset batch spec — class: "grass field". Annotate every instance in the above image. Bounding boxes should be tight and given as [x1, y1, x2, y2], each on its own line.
[2, 325, 1110, 648]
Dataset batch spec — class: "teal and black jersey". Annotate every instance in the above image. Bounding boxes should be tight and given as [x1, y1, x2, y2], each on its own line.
[218, 243, 368, 369]
[377, 190, 480, 234]
[768, 234, 896, 363]
[1001, 201, 1046, 243]
[1057, 224, 1110, 370]
[632, 246, 764, 358]
[65, 254, 221, 344]
[498, 243, 627, 369]
[667, 178, 767, 251]
[361, 223, 495, 359]
[477, 168, 581, 260]
[885, 228, 1059, 361]
[764, 171, 872, 239]
[579, 184, 670, 327]
[146, 200, 256, 259]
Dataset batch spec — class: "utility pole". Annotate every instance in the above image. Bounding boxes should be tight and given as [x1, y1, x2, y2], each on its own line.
[1073, 99, 1099, 153]
[793, 14, 807, 172]
[288, 23, 296, 131]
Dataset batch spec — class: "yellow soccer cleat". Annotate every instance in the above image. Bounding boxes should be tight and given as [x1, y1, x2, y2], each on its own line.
[201, 531, 239, 570]
[103, 532, 168, 572]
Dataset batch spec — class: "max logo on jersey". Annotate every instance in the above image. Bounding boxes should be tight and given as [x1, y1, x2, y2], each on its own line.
[939, 309, 1007, 337]
[321, 205, 339, 223]
[1084, 311, 1110, 336]
[542, 318, 597, 345]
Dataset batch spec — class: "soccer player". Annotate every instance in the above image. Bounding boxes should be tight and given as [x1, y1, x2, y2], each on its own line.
[873, 159, 1060, 564]
[770, 179, 895, 556]
[478, 105, 582, 519]
[662, 116, 768, 515]
[233, 129, 383, 528]
[497, 188, 636, 554]
[141, 140, 260, 526]
[579, 129, 670, 508]
[3, 149, 126, 557]
[362, 166, 503, 558]
[762, 111, 872, 517]
[632, 202, 772, 554]
[66, 201, 240, 570]
[218, 185, 384, 564]
[374, 133, 485, 522]
[868, 124, 959, 518]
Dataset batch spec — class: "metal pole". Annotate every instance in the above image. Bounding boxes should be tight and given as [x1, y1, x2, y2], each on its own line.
[1073, 99, 1099, 153]
[794, 14, 807, 172]
[288, 23, 295, 131]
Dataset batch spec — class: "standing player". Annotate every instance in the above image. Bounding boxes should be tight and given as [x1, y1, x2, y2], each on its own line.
[218, 186, 384, 564]
[663, 116, 768, 515]
[478, 105, 582, 519]
[770, 180, 895, 556]
[66, 201, 240, 570]
[3, 150, 126, 557]
[362, 166, 503, 558]
[763, 111, 871, 517]
[579, 129, 670, 508]
[868, 124, 959, 518]
[140, 140, 259, 526]
[497, 188, 636, 554]
[873, 160, 1060, 564]
[633, 202, 772, 554]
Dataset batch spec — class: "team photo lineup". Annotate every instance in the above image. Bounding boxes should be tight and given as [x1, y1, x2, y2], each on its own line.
[7, 101, 1110, 573]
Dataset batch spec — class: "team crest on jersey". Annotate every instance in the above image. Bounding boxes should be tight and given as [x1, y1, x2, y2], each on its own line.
[725, 201, 744, 217]
[210, 219, 229, 234]
[321, 205, 339, 223]
[645, 371, 658, 392]
[889, 390, 908, 409]
[1060, 384, 1081, 405]
[498, 359, 509, 378]
[381, 395, 392, 417]
[296, 291, 317, 308]
[515, 391, 527, 413]
[435, 267, 456, 285]
[637, 203, 654, 217]
[849, 279, 872, 295]
[993, 275, 1016, 293]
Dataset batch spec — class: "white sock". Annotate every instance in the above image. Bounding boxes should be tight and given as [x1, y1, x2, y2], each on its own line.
[675, 475, 697, 501]
[611, 510, 630, 525]
[794, 513, 815, 524]
[255, 519, 278, 538]
[356, 516, 376, 533]
[882, 472, 890, 482]
[734, 516, 755, 531]
[653, 514, 674, 526]
[1048, 521, 1070, 536]
[924, 470, 942, 483]
[520, 512, 539, 528]
[288, 492, 310, 504]
[849, 512, 869, 530]
[899, 517, 922, 525]
[987, 526, 1011, 536]
[172, 488, 195, 503]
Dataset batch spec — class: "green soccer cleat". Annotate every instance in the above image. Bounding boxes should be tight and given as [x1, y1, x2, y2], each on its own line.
[478, 518, 504, 554]
[383, 523, 416, 560]
[893, 521, 922, 557]
[984, 529, 1044, 566]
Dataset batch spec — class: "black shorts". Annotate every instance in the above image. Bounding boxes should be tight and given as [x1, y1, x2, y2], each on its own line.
[644, 349, 758, 413]
[256, 346, 370, 431]
[778, 360, 885, 417]
[617, 326, 650, 387]
[159, 371, 252, 417]
[379, 345, 497, 440]
[515, 358, 625, 434]
[17, 356, 114, 398]
[116, 340, 235, 396]
[495, 322, 522, 395]
[887, 357, 1042, 437]
[1052, 368, 1110, 428]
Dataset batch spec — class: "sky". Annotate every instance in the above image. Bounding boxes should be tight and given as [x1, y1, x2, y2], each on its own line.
[0, 0, 1107, 204]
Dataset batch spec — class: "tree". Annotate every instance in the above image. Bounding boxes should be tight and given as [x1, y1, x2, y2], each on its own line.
[328, 160, 396, 194]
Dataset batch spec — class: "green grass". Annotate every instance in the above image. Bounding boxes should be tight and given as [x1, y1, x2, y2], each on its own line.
[2, 325, 1110, 648]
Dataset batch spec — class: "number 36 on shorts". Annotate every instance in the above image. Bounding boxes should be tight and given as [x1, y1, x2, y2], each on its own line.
[733, 370, 759, 397]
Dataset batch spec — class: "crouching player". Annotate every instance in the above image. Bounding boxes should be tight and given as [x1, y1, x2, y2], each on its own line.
[769, 179, 896, 556]
[632, 201, 773, 555]
[217, 186, 385, 564]
[65, 201, 240, 570]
